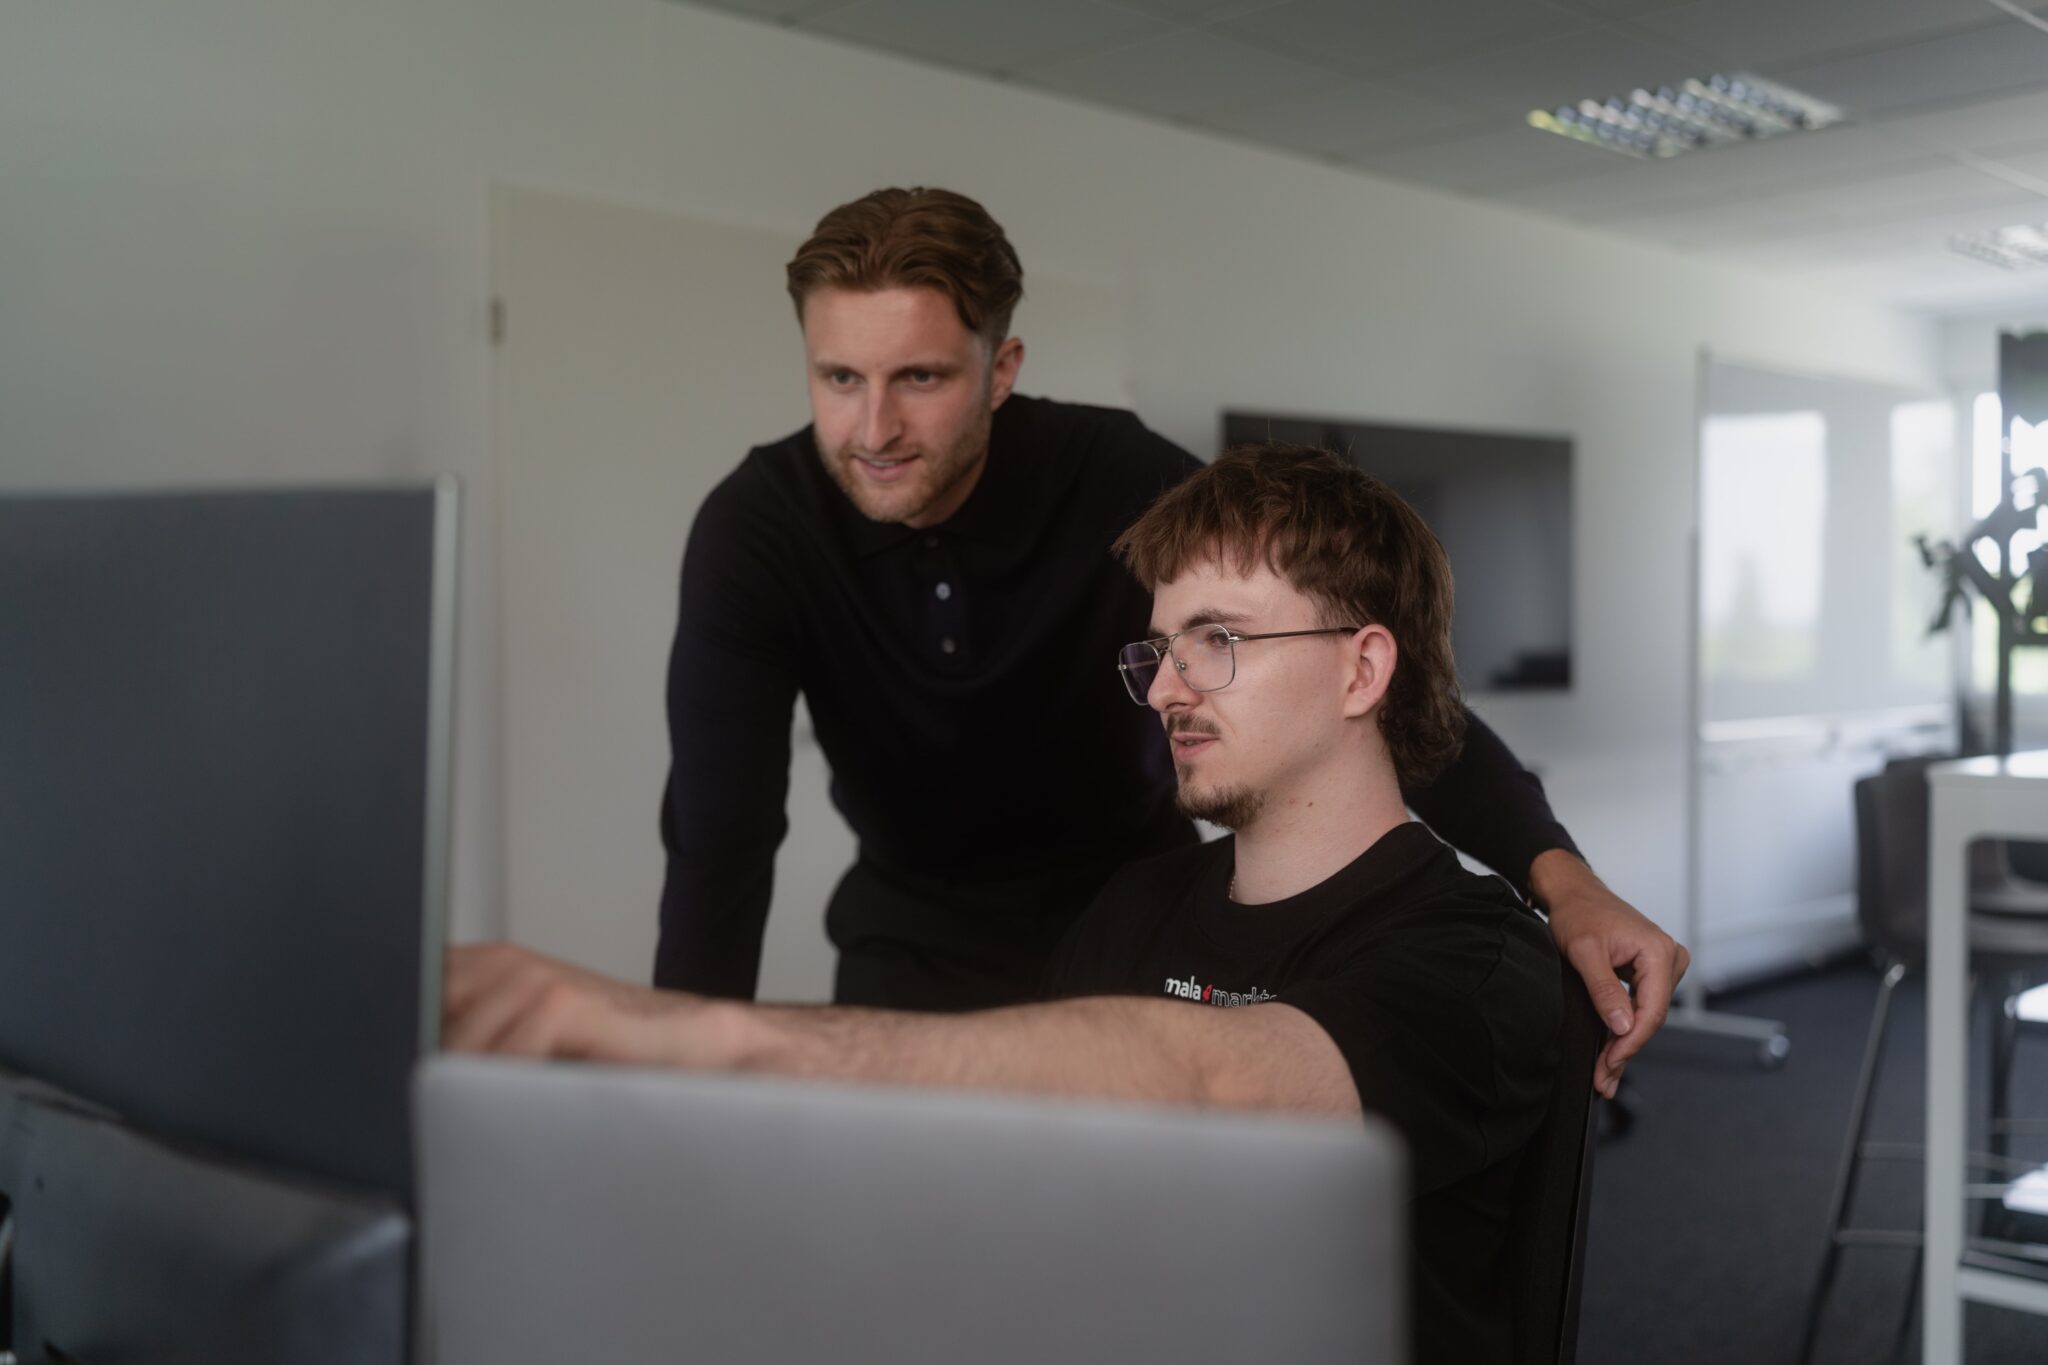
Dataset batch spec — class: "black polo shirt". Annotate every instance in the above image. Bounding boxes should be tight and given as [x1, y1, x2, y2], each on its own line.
[655, 395, 1576, 1001]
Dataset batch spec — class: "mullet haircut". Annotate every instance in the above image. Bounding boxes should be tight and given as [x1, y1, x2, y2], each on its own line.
[1113, 442, 1465, 788]
[785, 187, 1024, 346]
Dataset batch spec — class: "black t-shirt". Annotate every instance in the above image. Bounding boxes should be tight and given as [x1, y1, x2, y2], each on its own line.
[655, 394, 1578, 1000]
[1044, 821, 1562, 1365]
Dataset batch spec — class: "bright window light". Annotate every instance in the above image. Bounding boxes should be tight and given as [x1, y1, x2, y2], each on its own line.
[1701, 411, 1827, 679]
[2004, 1164, 2048, 1218]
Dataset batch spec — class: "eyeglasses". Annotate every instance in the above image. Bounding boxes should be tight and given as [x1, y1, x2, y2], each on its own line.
[1116, 623, 1363, 705]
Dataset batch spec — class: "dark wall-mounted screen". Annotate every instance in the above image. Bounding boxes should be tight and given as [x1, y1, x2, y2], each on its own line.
[1222, 413, 1572, 693]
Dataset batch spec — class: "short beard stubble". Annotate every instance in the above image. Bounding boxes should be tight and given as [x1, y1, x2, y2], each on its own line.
[819, 387, 995, 527]
[1174, 779, 1264, 830]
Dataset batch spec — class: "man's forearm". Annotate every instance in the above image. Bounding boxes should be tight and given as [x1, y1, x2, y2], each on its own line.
[1529, 846, 1598, 909]
[444, 944, 1362, 1117]
[691, 996, 1360, 1117]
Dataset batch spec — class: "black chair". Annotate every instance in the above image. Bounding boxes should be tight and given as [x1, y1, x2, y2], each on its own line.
[1797, 755, 2048, 1365]
[1506, 957, 1605, 1365]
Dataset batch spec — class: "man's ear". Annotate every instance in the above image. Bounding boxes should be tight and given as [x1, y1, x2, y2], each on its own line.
[988, 336, 1025, 410]
[1341, 624, 1397, 721]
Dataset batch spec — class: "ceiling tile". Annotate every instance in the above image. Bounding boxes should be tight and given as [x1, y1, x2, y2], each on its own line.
[676, 0, 2048, 319]
[1212, 0, 1581, 79]
[1739, 160, 2046, 219]
[683, 0, 857, 22]
[1490, 162, 1707, 218]
[1346, 124, 1621, 192]
[1383, 25, 1712, 119]
[1768, 198, 2048, 257]
[1881, 87, 2048, 156]
[1191, 78, 1488, 158]
[1550, 0, 1698, 16]
[1776, 22, 2048, 119]
[1518, 131, 1942, 227]
[1018, 27, 1347, 120]
[802, 0, 1166, 74]
[1111, 0, 1294, 21]
[1627, 0, 2006, 72]
[1956, 143, 2048, 189]
[1489, 123, 1943, 218]
[1613, 173, 2046, 253]
[1647, 122, 1953, 193]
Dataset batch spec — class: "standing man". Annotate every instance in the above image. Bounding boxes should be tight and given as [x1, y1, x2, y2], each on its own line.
[657, 186, 1681, 1097]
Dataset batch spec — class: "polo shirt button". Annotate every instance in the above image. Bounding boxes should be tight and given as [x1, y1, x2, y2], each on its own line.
[940, 637, 958, 655]
[923, 534, 940, 549]
[935, 582, 952, 601]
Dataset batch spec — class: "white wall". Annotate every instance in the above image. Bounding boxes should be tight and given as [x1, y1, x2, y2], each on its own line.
[1, 0, 1942, 951]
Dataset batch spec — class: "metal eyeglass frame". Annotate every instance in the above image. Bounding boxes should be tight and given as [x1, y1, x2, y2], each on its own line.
[1116, 624, 1364, 705]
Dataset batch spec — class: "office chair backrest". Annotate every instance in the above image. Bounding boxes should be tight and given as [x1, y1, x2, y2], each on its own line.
[1853, 756, 1942, 962]
[1856, 755, 2048, 976]
[1506, 955, 1604, 1365]
[1853, 753, 2017, 959]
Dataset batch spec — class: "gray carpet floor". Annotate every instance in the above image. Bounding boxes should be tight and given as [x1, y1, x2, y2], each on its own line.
[1578, 962, 2048, 1365]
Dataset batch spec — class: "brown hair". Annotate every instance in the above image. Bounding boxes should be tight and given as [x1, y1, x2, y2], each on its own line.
[785, 187, 1024, 346]
[1113, 442, 1465, 788]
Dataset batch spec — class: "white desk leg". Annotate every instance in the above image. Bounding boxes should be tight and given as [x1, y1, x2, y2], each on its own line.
[1924, 793, 1969, 1365]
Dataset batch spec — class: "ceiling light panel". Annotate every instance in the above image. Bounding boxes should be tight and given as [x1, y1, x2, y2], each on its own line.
[1951, 223, 2048, 271]
[1527, 72, 1843, 160]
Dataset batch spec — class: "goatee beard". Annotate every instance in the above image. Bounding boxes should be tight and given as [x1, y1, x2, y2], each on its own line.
[1174, 781, 1264, 830]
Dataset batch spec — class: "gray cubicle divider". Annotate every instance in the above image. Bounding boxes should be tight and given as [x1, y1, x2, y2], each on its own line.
[0, 482, 458, 1197]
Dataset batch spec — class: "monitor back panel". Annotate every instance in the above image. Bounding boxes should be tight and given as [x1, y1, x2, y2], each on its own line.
[0, 1072, 410, 1365]
[416, 1057, 1406, 1365]
[0, 487, 452, 1195]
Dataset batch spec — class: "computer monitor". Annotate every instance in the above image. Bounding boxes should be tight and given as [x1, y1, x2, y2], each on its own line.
[417, 1057, 1407, 1364]
[0, 482, 457, 1196]
[0, 1069, 410, 1365]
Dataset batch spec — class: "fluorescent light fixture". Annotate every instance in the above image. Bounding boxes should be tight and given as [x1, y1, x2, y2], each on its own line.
[1527, 72, 1842, 160]
[1950, 223, 2048, 271]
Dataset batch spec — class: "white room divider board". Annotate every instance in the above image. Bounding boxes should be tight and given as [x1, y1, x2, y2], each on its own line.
[490, 185, 1133, 1000]
[1689, 357, 1960, 988]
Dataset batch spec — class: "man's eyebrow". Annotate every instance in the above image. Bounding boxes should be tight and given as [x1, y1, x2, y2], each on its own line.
[810, 358, 963, 377]
[1145, 608, 1251, 636]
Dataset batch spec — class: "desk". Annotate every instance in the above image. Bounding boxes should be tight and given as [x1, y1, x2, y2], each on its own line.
[1925, 751, 2048, 1364]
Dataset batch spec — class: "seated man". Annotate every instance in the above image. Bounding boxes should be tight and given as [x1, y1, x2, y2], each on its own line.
[446, 441, 1563, 1363]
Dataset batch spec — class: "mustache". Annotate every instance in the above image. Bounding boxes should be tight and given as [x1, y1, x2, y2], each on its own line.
[1165, 716, 1218, 740]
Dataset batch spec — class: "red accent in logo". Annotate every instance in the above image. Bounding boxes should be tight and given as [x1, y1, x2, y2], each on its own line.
[1203, 985, 1213, 1001]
